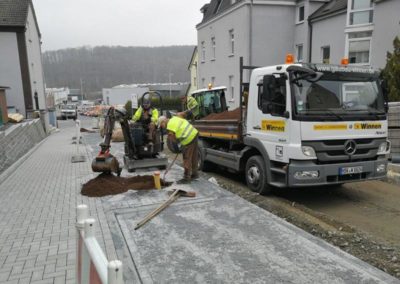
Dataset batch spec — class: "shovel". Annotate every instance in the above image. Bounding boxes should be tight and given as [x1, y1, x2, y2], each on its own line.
[134, 189, 196, 230]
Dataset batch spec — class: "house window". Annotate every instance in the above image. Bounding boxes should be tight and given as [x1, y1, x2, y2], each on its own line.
[297, 5, 305, 23]
[296, 44, 303, 62]
[349, 0, 373, 26]
[211, 37, 216, 60]
[211, 76, 216, 85]
[321, 46, 330, 64]
[202, 78, 205, 88]
[347, 31, 372, 64]
[201, 41, 206, 62]
[229, 30, 235, 55]
[215, 0, 223, 13]
[193, 77, 197, 87]
[229, 76, 234, 99]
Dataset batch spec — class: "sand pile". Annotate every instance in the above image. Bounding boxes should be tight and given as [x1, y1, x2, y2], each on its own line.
[81, 173, 171, 197]
[201, 108, 241, 120]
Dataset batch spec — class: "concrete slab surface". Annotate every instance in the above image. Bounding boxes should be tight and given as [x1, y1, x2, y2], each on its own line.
[100, 168, 399, 284]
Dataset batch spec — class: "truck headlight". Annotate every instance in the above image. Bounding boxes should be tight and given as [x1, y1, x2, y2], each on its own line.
[294, 171, 319, 179]
[376, 163, 386, 173]
[302, 146, 316, 158]
[377, 141, 390, 155]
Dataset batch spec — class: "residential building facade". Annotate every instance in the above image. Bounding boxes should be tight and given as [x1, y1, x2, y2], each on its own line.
[0, 0, 46, 116]
[310, 0, 400, 68]
[197, 0, 400, 108]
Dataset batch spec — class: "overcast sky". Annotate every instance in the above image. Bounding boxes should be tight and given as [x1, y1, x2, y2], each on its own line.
[32, 0, 207, 51]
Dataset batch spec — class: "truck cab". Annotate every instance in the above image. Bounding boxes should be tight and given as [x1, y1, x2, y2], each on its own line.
[246, 63, 389, 191]
[193, 60, 390, 194]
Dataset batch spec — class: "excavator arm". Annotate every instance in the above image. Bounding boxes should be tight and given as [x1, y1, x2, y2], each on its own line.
[92, 107, 134, 176]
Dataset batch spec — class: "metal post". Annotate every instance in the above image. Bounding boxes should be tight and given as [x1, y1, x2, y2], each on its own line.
[108, 260, 124, 284]
[239, 57, 243, 125]
[81, 218, 96, 284]
[76, 205, 89, 284]
[169, 73, 173, 98]
[75, 120, 81, 154]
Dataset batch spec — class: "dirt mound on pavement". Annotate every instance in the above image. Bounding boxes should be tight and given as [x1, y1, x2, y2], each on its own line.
[201, 108, 241, 120]
[81, 173, 171, 197]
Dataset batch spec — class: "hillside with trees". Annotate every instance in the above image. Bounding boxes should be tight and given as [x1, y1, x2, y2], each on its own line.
[42, 45, 194, 97]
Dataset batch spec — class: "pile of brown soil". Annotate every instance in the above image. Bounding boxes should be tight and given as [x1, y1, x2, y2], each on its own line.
[81, 173, 171, 197]
[201, 108, 241, 120]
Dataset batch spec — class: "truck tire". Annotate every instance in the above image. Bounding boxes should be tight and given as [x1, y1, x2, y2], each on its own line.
[198, 148, 214, 172]
[245, 155, 272, 195]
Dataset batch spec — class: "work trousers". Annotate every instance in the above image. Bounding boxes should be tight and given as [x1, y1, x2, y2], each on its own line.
[182, 135, 198, 179]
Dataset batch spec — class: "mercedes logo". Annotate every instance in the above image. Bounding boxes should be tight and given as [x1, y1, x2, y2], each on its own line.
[344, 140, 357, 155]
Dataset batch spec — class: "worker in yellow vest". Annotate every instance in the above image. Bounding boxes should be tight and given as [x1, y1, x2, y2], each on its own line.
[177, 95, 199, 120]
[159, 115, 199, 184]
[132, 99, 159, 143]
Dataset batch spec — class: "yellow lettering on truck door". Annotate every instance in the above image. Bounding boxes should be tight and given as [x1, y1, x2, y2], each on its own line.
[261, 120, 285, 132]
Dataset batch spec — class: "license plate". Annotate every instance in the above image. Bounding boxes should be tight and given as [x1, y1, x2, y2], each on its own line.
[339, 166, 363, 175]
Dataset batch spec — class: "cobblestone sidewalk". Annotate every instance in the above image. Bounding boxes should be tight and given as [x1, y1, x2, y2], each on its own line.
[0, 122, 116, 284]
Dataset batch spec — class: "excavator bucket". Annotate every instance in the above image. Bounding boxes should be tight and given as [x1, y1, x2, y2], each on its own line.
[91, 155, 121, 176]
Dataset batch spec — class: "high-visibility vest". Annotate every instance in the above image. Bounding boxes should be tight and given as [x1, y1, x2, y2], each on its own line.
[187, 96, 199, 117]
[132, 107, 159, 124]
[167, 116, 198, 146]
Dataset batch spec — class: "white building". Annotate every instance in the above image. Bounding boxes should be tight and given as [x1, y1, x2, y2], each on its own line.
[0, 0, 46, 115]
[102, 82, 190, 106]
[197, 0, 400, 108]
[45, 87, 69, 107]
[102, 86, 149, 106]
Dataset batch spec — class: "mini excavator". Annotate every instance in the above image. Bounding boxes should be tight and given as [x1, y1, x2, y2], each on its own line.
[91, 91, 168, 175]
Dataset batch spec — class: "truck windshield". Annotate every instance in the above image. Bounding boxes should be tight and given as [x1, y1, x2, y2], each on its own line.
[292, 75, 385, 119]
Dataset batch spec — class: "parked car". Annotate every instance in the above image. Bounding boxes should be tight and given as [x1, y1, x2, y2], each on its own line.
[60, 104, 77, 120]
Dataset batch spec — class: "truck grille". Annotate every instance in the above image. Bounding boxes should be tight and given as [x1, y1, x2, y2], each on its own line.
[303, 138, 385, 164]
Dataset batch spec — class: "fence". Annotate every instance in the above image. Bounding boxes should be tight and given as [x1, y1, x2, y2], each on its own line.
[76, 205, 124, 284]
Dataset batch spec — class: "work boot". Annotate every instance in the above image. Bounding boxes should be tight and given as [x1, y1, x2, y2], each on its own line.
[177, 177, 191, 184]
[191, 173, 199, 180]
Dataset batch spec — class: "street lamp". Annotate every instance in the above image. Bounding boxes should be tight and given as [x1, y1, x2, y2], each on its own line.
[168, 73, 173, 98]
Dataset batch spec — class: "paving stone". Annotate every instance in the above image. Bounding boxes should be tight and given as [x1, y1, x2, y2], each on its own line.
[0, 121, 117, 283]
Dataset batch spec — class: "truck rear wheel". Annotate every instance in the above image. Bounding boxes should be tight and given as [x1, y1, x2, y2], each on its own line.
[245, 155, 272, 195]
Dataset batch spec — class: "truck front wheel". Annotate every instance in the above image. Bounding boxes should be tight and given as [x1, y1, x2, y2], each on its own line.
[245, 155, 272, 195]
[198, 148, 214, 172]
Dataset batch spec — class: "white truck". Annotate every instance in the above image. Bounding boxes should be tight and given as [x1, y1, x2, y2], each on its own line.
[192, 57, 390, 194]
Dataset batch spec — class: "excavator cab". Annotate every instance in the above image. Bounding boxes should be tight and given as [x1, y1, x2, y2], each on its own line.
[129, 91, 164, 158]
[190, 86, 228, 119]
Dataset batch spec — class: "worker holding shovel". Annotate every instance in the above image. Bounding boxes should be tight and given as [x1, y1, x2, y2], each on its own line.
[159, 116, 199, 184]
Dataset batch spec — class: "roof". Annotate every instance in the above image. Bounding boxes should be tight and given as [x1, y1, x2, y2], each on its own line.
[0, 86, 10, 89]
[0, 0, 30, 27]
[199, 0, 242, 25]
[309, 0, 347, 21]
